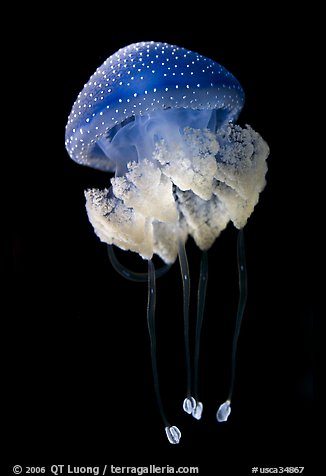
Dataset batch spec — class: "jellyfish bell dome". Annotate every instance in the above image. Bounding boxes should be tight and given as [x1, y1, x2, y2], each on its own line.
[65, 41, 245, 171]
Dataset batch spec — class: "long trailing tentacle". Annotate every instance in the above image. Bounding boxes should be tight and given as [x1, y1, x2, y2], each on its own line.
[147, 260, 168, 426]
[217, 228, 247, 422]
[229, 228, 247, 400]
[147, 259, 181, 444]
[178, 240, 199, 416]
[194, 250, 208, 399]
[178, 241, 191, 397]
[108, 245, 180, 443]
[191, 250, 208, 419]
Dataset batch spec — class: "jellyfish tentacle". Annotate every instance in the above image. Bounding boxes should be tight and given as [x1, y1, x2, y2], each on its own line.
[178, 240, 191, 394]
[217, 228, 248, 422]
[147, 259, 167, 425]
[178, 240, 197, 415]
[192, 250, 208, 420]
[147, 259, 181, 444]
[107, 245, 172, 282]
[230, 228, 248, 400]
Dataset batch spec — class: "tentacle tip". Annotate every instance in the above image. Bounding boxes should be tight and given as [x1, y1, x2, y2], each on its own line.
[165, 425, 181, 444]
[192, 401, 203, 420]
[183, 396, 196, 414]
[216, 400, 231, 422]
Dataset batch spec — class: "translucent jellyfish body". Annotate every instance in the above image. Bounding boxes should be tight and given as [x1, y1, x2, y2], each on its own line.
[65, 41, 269, 443]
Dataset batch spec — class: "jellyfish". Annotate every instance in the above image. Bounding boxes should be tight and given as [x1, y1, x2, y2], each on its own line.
[65, 41, 269, 444]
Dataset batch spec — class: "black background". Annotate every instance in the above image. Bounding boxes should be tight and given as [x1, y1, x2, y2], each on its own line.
[10, 5, 319, 475]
